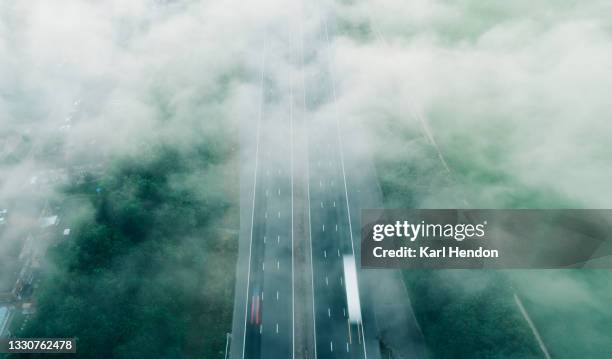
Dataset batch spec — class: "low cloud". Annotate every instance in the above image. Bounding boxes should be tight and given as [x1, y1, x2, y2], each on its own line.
[331, 0, 612, 208]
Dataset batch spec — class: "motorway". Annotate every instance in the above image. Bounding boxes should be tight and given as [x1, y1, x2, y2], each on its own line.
[304, 15, 372, 358]
[230, 2, 403, 359]
[236, 28, 296, 359]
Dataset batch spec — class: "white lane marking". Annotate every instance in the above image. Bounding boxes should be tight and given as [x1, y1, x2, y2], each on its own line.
[330, 341, 333, 352]
[278, 235, 280, 244]
[277, 260, 280, 270]
[277, 291, 279, 301]
[319, 180, 322, 188]
[260, 325, 262, 334]
[324, 20, 368, 358]
[276, 323, 279, 334]
[262, 262, 265, 271]
[278, 211, 281, 218]
[333, 201, 336, 207]
[328, 308, 331, 317]
[322, 224, 325, 232]
[263, 235, 266, 244]
[346, 342, 349, 352]
[290, 40, 296, 358]
[325, 276, 329, 286]
[359, 323, 364, 344]
[278, 188, 281, 196]
[335, 224, 338, 232]
[301, 7, 317, 359]
[320, 201, 324, 208]
[340, 277, 343, 286]
[343, 307, 346, 317]
[262, 291, 264, 301]
[337, 249, 340, 257]
[324, 250, 327, 258]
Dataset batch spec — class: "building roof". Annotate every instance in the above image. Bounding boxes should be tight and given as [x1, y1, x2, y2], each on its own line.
[40, 215, 58, 228]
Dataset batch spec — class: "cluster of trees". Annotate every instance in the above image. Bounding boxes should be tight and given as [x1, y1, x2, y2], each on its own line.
[374, 125, 541, 357]
[403, 271, 540, 358]
[16, 145, 237, 358]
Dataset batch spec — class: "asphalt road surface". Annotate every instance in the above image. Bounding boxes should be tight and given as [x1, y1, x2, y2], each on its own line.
[230, 2, 419, 359]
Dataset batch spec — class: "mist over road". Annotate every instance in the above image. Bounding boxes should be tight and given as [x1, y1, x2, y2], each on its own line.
[230, 1, 424, 358]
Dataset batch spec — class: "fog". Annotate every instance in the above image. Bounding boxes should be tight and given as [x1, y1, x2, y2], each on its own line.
[0, 0, 260, 314]
[1, 0, 611, 357]
[329, 0, 612, 209]
[325, 1, 612, 357]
